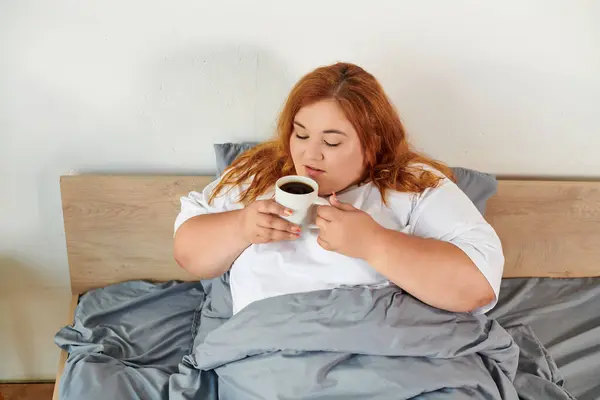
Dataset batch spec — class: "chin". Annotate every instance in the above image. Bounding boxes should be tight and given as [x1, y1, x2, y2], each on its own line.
[317, 184, 333, 196]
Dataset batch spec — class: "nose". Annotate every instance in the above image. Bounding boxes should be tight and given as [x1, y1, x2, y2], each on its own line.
[305, 139, 324, 161]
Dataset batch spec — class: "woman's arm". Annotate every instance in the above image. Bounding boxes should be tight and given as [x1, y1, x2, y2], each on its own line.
[173, 179, 249, 279]
[173, 177, 301, 280]
[174, 197, 300, 279]
[367, 178, 503, 313]
[364, 229, 496, 312]
[174, 210, 249, 280]
[316, 180, 504, 313]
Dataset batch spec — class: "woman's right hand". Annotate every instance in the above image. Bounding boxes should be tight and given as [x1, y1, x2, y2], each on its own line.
[239, 199, 302, 244]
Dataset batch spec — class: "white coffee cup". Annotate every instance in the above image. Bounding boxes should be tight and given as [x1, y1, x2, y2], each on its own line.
[275, 175, 329, 227]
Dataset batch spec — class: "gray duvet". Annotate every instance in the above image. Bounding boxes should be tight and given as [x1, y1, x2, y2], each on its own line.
[55, 276, 580, 400]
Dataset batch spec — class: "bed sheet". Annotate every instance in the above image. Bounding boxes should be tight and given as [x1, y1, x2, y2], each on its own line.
[54, 280, 205, 399]
[489, 277, 600, 400]
[54, 277, 599, 399]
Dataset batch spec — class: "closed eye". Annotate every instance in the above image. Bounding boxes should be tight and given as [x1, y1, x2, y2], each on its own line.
[295, 132, 340, 147]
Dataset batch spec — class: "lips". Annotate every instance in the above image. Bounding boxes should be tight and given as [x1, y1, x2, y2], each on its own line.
[305, 165, 325, 177]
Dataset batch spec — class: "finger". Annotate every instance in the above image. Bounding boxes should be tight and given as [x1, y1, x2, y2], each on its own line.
[252, 231, 270, 244]
[316, 205, 336, 221]
[258, 199, 293, 217]
[329, 193, 356, 211]
[256, 227, 299, 242]
[317, 236, 332, 251]
[315, 216, 329, 230]
[257, 214, 301, 233]
[281, 231, 301, 241]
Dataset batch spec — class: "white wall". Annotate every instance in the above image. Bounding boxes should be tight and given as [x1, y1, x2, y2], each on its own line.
[1, 0, 599, 380]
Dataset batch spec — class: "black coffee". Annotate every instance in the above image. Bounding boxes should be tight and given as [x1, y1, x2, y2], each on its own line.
[280, 181, 314, 195]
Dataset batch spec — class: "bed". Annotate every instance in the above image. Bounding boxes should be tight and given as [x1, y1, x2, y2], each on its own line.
[52, 175, 600, 400]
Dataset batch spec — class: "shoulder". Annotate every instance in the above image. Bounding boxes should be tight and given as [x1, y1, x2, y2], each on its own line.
[404, 162, 450, 182]
[174, 175, 251, 233]
[382, 163, 481, 228]
[383, 163, 452, 206]
[400, 163, 458, 203]
[208, 175, 253, 203]
[183, 175, 254, 210]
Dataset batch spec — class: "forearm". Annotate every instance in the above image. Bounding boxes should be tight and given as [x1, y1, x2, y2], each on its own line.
[173, 210, 249, 279]
[365, 228, 495, 312]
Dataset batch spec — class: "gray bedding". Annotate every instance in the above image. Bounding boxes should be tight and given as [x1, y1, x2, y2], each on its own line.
[490, 278, 600, 399]
[55, 277, 600, 400]
[54, 281, 205, 399]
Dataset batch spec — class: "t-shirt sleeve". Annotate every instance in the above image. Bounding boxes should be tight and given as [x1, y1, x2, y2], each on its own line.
[405, 177, 505, 314]
[174, 177, 244, 234]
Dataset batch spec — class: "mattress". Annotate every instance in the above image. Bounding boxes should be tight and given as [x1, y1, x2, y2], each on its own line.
[55, 277, 600, 400]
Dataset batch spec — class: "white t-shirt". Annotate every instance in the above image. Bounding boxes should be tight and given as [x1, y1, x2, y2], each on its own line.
[174, 174, 504, 315]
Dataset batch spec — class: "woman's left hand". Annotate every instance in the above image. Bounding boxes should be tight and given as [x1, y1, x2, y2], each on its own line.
[315, 194, 383, 259]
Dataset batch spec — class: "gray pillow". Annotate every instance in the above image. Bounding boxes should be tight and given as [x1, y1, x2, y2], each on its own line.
[214, 142, 497, 215]
[214, 142, 260, 177]
[451, 167, 497, 215]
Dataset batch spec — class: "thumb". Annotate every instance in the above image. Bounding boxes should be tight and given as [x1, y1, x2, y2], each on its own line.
[329, 192, 356, 211]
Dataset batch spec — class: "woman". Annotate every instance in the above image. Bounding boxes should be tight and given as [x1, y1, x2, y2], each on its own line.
[174, 62, 504, 315]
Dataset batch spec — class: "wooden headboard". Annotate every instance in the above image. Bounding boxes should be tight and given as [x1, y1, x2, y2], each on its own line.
[60, 175, 600, 294]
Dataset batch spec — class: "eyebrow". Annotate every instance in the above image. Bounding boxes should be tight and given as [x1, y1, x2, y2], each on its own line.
[322, 129, 347, 136]
[293, 120, 347, 136]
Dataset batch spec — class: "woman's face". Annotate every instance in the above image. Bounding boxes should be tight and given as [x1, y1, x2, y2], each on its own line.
[289, 99, 365, 196]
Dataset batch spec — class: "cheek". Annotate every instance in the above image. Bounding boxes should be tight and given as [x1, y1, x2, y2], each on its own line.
[348, 154, 365, 175]
[347, 142, 365, 166]
[328, 145, 365, 173]
[289, 137, 308, 167]
[289, 138, 299, 158]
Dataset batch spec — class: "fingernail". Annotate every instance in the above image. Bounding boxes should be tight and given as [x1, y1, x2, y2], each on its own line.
[284, 209, 293, 216]
[292, 226, 301, 233]
[290, 233, 299, 239]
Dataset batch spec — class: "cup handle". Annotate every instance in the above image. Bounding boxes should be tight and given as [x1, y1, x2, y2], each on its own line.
[313, 197, 330, 206]
[307, 197, 331, 229]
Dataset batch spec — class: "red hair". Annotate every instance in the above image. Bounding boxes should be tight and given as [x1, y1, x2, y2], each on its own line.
[211, 62, 453, 205]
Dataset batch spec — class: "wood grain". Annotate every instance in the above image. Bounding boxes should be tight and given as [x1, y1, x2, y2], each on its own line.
[0, 383, 54, 400]
[51, 295, 79, 400]
[486, 180, 600, 278]
[61, 175, 214, 294]
[60, 175, 600, 295]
